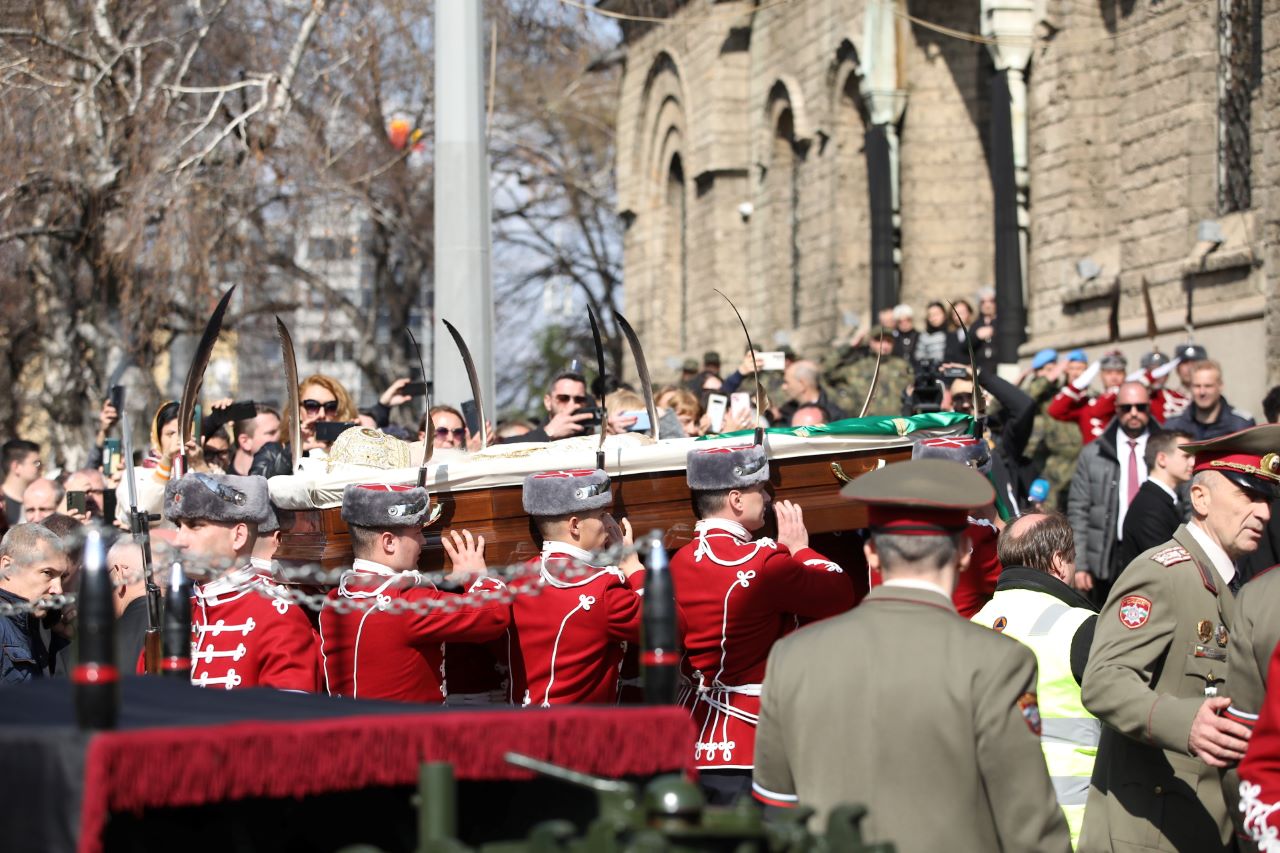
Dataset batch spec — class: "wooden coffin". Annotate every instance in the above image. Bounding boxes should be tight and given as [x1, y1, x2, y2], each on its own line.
[274, 439, 913, 574]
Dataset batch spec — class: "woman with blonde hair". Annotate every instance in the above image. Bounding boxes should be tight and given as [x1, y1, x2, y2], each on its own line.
[282, 373, 359, 453]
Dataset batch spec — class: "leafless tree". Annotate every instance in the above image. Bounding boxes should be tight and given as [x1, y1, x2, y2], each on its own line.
[0, 0, 329, 465]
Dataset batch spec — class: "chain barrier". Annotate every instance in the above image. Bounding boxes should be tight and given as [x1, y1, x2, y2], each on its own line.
[0, 533, 645, 619]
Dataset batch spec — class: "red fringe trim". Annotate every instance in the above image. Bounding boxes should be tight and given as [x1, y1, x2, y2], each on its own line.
[78, 706, 694, 853]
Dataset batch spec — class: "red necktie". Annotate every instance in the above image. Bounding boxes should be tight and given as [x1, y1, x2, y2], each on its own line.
[1127, 440, 1140, 506]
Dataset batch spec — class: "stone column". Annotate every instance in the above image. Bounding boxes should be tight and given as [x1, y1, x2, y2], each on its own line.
[982, 0, 1035, 368]
[860, 0, 908, 315]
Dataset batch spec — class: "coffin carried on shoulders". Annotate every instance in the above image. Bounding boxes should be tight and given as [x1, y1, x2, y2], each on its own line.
[269, 413, 972, 572]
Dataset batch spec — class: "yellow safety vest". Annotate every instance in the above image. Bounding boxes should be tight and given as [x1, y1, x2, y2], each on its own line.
[973, 586, 1099, 844]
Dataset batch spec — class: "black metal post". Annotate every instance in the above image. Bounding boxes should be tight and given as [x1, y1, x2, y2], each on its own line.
[866, 124, 897, 317]
[989, 69, 1026, 365]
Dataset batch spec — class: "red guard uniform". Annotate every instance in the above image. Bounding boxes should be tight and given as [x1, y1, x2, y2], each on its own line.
[1049, 377, 1187, 442]
[671, 519, 855, 770]
[1236, 642, 1280, 850]
[1047, 385, 1118, 443]
[504, 542, 644, 707]
[867, 518, 999, 618]
[191, 565, 320, 691]
[319, 559, 511, 702]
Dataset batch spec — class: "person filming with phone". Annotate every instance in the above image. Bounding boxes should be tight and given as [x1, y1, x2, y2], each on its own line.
[503, 371, 599, 443]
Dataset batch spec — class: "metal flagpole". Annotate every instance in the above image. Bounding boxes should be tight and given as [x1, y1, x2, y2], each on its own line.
[432, 0, 495, 417]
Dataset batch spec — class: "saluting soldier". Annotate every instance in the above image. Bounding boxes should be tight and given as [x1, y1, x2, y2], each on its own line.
[752, 459, 1070, 851]
[504, 468, 645, 707]
[318, 483, 509, 702]
[168, 472, 320, 691]
[1079, 425, 1277, 852]
[672, 443, 855, 805]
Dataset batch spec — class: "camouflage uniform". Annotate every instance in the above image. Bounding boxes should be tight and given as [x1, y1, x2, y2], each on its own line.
[1025, 376, 1082, 510]
[825, 348, 914, 418]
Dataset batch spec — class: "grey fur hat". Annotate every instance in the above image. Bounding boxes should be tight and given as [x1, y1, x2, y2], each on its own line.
[258, 505, 279, 534]
[522, 469, 612, 517]
[686, 444, 770, 491]
[912, 436, 992, 474]
[164, 473, 271, 526]
[341, 483, 431, 528]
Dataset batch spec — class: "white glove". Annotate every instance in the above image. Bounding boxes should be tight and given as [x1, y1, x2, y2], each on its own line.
[1071, 360, 1101, 391]
[1150, 357, 1181, 381]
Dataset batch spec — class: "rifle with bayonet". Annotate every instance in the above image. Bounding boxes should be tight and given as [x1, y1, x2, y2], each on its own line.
[117, 386, 161, 674]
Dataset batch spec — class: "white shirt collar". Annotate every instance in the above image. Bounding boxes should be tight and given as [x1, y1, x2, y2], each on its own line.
[882, 577, 954, 601]
[350, 557, 406, 576]
[195, 563, 258, 603]
[1150, 477, 1178, 502]
[1186, 521, 1236, 586]
[694, 518, 751, 542]
[540, 540, 622, 588]
[541, 540, 594, 564]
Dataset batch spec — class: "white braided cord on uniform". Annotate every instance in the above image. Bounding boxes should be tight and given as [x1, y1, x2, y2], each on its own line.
[0, 540, 644, 618]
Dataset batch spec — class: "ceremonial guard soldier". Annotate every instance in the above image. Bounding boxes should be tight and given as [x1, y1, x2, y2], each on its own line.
[1234, 640, 1280, 851]
[752, 459, 1070, 851]
[167, 472, 320, 691]
[319, 483, 509, 702]
[505, 468, 645, 707]
[672, 443, 855, 804]
[908, 436, 1001, 617]
[1079, 426, 1277, 852]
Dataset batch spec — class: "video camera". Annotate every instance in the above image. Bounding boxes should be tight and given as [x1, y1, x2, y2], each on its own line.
[902, 361, 971, 416]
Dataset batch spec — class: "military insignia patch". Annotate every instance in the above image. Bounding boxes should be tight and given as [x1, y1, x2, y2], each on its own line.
[1017, 692, 1042, 736]
[1217, 624, 1229, 648]
[993, 616, 1008, 633]
[1197, 620, 1213, 643]
[1151, 547, 1190, 567]
[1119, 595, 1152, 629]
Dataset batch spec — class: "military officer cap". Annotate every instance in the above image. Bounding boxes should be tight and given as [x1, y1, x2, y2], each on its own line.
[1099, 350, 1127, 371]
[164, 473, 271, 526]
[842, 459, 994, 535]
[912, 435, 992, 474]
[522, 469, 612, 517]
[341, 483, 431, 528]
[687, 444, 770, 491]
[1181, 424, 1280, 499]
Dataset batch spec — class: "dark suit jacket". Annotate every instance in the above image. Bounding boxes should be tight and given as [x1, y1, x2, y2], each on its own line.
[1118, 479, 1181, 568]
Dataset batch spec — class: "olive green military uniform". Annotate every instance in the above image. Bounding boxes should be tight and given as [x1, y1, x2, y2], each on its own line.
[1026, 376, 1082, 509]
[753, 584, 1071, 851]
[1220, 565, 1280, 833]
[753, 458, 1070, 852]
[1079, 525, 1237, 852]
[825, 350, 914, 418]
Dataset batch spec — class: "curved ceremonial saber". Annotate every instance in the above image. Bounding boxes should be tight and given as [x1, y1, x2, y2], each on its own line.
[586, 305, 609, 471]
[441, 319, 488, 452]
[945, 299, 985, 439]
[713, 289, 764, 445]
[613, 310, 659, 441]
[177, 285, 237, 475]
[406, 327, 434, 486]
[857, 329, 886, 419]
[276, 317, 302, 471]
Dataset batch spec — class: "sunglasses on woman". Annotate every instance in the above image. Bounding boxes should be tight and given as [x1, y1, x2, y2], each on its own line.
[302, 399, 340, 415]
[435, 427, 466, 440]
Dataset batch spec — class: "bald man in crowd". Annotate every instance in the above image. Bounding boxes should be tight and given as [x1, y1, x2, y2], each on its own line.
[22, 478, 63, 523]
[778, 359, 845, 424]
